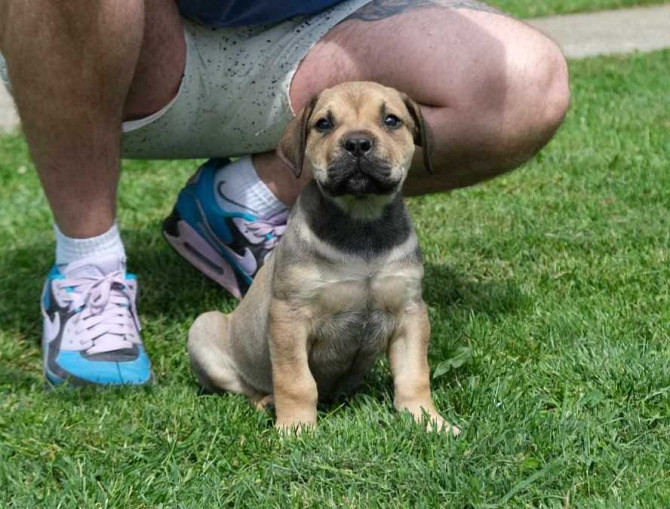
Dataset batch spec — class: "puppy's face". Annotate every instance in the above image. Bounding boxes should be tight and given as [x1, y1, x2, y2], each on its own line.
[279, 82, 433, 205]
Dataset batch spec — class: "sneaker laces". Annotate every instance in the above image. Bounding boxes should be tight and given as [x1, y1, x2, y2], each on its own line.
[242, 209, 290, 250]
[55, 270, 140, 349]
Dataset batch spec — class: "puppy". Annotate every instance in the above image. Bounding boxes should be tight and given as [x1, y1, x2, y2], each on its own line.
[188, 82, 459, 435]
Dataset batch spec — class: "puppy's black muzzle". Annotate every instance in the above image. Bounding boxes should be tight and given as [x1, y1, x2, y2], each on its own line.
[324, 155, 399, 197]
[343, 135, 374, 158]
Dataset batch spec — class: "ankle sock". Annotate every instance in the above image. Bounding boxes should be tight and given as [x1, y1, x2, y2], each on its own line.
[212, 156, 287, 219]
[54, 222, 126, 267]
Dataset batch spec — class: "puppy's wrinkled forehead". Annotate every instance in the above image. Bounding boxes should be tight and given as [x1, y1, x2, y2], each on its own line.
[312, 82, 412, 130]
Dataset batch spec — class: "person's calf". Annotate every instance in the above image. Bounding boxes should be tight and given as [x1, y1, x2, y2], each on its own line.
[123, 0, 186, 121]
[1, 0, 149, 238]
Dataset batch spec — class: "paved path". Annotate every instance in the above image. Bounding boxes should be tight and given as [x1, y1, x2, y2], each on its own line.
[1, 4, 669, 133]
[528, 5, 670, 58]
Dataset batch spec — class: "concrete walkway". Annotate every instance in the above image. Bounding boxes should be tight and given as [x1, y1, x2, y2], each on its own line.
[528, 5, 670, 58]
[1, 4, 669, 133]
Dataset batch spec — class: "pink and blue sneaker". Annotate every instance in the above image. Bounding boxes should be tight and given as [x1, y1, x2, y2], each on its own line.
[162, 159, 288, 299]
[41, 255, 152, 386]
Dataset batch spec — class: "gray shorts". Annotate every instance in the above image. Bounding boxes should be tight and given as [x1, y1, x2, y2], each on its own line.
[0, 0, 370, 159]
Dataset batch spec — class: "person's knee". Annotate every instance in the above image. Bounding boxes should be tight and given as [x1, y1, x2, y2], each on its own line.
[506, 34, 569, 146]
[457, 30, 569, 163]
[522, 37, 570, 140]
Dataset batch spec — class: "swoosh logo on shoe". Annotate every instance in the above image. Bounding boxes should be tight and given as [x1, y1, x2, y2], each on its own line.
[219, 244, 258, 275]
[44, 312, 61, 343]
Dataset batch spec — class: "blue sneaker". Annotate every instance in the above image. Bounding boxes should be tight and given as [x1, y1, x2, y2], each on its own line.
[41, 254, 152, 386]
[162, 159, 288, 299]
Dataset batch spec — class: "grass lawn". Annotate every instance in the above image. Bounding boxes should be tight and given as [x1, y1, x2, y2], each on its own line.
[1, 49, 668, 507]
[491, 0, 667, 18]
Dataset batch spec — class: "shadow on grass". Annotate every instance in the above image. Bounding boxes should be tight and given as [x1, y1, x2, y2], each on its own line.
[327, 264, 531, 412]
[423, 263, 531, 318]
[0, 363, 42, 389]
[348, 264, 532, 406]
[0, 226, 529, 405]
[121, 227, 238, 319]
[0, 232, 529, 340]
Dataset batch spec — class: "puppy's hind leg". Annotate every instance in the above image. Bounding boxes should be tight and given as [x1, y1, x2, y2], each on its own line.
[187, 311, 247, 395]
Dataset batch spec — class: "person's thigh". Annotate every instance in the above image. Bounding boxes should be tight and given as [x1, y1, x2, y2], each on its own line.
[292, 0, 510, 109]
[123, 0, 186, 120]
[120, 0, 370, 159]
[291, 0, 570, 190]
[0, 0, 186, 123]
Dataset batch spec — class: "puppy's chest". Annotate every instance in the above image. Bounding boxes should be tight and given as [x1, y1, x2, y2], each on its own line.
[300, 260, 423, 350]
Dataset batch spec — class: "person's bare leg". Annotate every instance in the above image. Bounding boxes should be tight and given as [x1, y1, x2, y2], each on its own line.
[125, 0, 186, 121]
[252, 152, 311, 206]
[254, 0, 570, 201]
[0, 0, 185, 238]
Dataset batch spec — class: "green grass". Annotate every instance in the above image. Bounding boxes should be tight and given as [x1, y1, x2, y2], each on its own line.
[491, 0, 667, 18]
[1, 50, 668, 508]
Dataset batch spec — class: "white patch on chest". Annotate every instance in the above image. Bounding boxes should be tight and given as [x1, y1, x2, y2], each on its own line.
[331, 193, 396, 221]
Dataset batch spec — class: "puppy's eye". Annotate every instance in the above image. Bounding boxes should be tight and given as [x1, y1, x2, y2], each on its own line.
[384, 114, 402, 128]
[315, 118, 333, 132]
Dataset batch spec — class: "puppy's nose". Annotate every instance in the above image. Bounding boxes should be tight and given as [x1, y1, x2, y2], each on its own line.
[343, 136, 374, 158]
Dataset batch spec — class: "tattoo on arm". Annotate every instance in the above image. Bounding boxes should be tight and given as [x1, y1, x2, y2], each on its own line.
[347, 0, 502, 22]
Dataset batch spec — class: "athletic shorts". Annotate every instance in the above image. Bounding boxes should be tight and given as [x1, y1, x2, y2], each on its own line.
[0, 0, 370, 159]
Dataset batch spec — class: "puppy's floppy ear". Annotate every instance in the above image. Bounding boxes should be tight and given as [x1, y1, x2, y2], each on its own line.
[403, 94, 435, 174]
[277, 95, 318, 178]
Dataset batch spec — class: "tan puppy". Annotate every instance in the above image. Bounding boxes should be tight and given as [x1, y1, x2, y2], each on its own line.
[188, 82, 460, 435]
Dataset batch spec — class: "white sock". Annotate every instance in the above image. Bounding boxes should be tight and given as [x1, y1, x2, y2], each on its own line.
[54, 222, 126, 266]
[213, 156, 287, 219]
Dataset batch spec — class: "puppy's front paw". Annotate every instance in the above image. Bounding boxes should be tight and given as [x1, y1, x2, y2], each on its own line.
[424, 413, 461, 436]
[399, 404, 461, 436]
[275, 418, 316, 435]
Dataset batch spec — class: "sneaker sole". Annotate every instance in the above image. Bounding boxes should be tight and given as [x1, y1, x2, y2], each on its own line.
[162, 208, 244, 300]
[43, 370, 155, 388]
